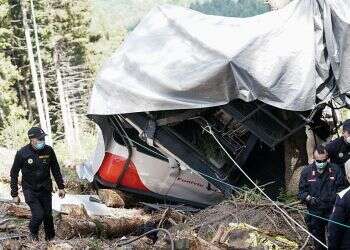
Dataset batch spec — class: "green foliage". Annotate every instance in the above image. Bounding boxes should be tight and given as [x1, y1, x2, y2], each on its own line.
[90, 0, 197, 68]
[48, 0, 91, 65]
[236, 185, 266, 202]
[0, 0, 95, 157]
[0, 110, 34, 149]
[0, 55, 21, 118]
[0, 2, 22, 127]
[190, 0, 269, 17]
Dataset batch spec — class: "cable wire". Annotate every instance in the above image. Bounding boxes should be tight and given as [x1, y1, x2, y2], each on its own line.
[201, 123, 328, 248]
[116, 115, 350, 248]
[118, 120, 350, 231]
[126, 124, 350, 233]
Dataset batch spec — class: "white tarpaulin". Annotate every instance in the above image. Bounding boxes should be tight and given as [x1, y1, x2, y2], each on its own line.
[324, 0, 350, 94]
[88, 0, 350, 115]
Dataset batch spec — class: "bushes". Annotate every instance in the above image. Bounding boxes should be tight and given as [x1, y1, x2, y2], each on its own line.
[0, 110, 34, 149]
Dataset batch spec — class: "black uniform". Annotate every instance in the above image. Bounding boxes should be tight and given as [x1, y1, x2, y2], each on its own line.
[298, 163, 345, 250]
[328, 186, 350, 250]
[10, 144, 64, 240]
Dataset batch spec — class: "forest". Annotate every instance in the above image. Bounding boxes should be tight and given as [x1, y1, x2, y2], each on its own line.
[0, 0, 269, 162]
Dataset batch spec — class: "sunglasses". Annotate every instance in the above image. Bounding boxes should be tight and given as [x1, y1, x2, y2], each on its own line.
[315, 159, 328, 163]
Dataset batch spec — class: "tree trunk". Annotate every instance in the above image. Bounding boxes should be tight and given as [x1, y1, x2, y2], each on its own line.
[22, 77, 33, 121]
[30, 0, 52, 145]
[21, 0, 47, 131]
[56, 214, 148, 239]
[72, 111, 81, 150]
[15, 81, 24, 108]
[3, 203, 31, 218]
[284, 128, 308, 194]
[64, 88, 76, 147]
[53, 46, 74, 151]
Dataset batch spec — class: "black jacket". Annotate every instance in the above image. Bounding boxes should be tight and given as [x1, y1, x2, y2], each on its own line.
[326, 137, 350, 166]
[328, 186, 350, 250]
[298, 163, 345, 211]
[10, 144, 64, 197]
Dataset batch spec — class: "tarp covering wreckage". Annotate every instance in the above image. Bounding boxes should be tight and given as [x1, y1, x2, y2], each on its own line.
[80, 0, 350, 206]
[88, 0, 350, 115]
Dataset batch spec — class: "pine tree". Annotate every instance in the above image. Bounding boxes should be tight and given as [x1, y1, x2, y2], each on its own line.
[190, 0, 269, 17]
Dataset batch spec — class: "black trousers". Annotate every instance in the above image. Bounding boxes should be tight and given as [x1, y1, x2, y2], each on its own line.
[305, 208, 332, 250]
[23, 189, 54, 240]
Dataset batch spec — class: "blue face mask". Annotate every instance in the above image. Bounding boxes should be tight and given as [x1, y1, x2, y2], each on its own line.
[34, 141, 45, 150]
[315, 161, 327, 170]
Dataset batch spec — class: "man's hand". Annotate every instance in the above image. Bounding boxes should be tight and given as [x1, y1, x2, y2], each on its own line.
[306, 195, 319, 206]
[52, 182, 58, 193]
[58, 189, 65, 199]
[12, 196, 20, 204]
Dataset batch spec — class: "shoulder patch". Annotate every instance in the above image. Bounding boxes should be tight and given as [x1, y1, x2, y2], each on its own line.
[338, 186, 350, 199]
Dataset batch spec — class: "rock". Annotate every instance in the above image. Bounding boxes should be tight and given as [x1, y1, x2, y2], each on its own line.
[98, 189, 125, 208]
[48, 243, 73, 250]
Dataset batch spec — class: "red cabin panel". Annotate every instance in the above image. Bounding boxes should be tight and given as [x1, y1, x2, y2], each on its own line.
[98, 152, 149, 192]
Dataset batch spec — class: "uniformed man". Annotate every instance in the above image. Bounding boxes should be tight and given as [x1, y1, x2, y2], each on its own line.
[298, 145, 345, 250]
[327, 160, 350, 250]
[10, 127, 65, 241]
[325, 119, 350, 183]
[327, 185, 350, 249]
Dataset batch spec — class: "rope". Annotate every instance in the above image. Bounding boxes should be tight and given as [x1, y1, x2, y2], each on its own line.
[115, 228, 174, 250]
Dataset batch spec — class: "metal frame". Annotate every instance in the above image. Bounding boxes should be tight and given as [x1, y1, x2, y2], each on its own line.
[222, 101, 322, 148]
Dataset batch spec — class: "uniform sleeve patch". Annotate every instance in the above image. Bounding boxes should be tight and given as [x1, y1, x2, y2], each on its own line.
[39, 155, 50, 159]
[308, 179, 316, 182]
